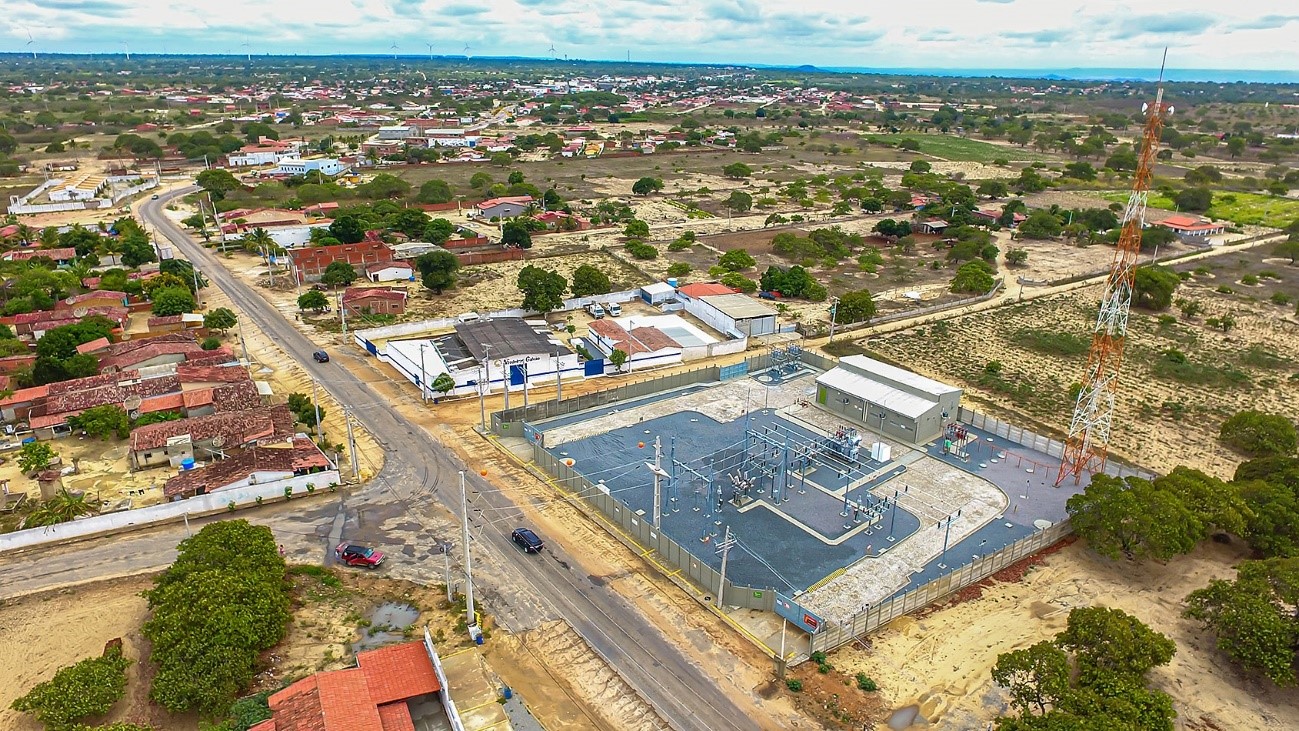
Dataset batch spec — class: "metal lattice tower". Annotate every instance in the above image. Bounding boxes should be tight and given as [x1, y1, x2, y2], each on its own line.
[1056, 55, 1171, 486]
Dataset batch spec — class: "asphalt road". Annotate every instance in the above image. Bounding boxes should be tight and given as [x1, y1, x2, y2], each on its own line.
[111, 187, 750, 731]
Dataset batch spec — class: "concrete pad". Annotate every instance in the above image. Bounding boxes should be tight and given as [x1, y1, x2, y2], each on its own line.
[441, 647, 511, 731]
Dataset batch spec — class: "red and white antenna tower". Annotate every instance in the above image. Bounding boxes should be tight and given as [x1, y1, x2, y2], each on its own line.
[1056, 51, 1172, 486]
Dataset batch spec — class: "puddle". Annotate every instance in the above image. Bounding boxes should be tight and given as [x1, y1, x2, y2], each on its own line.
[886, 704, 927, 730]
[352, 602, 420, 652]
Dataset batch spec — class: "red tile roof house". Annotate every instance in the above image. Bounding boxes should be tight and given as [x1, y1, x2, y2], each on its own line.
[471, 196, 533, 220]
[2, 247, 77, 266]
[96, 336, 208, 373]
[129, 403, 296, 469]
[342, 287, 407, 316]
[289, 241, 394, 282]
[249, 639, 446, 731]
[163, 437, 333, 500]
[55, 291, 130, 311]
[1158, 214, 1228, 241]
[7, 306, 129, 338]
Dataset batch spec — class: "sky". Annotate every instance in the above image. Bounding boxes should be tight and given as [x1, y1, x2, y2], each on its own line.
[2, 0, 1298, 73]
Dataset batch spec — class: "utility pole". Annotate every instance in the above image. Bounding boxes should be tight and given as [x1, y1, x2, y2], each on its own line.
[459, 470, 476, 629]
[477, 364, 487, 432]
[521, 362, 529, 409]
[311, 377, 324, 443]
[338, 291, 347, 336]
[555, 350, 563, 400]
[344, 408, 359, 480]
[653, 436, 662, 528]
[419, 343, 428, 403]
[827, 297, 840, 343]
[237, 325, 250, 364]
[716, 527, 735, 609]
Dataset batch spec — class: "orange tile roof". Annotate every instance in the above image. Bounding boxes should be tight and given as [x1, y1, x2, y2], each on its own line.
[376, 703, 415, 731]
[357, 642, 441, 705]
[678, 282, 735, 298]
[0, 385, 49, 407]
[317, 669, 385, 731]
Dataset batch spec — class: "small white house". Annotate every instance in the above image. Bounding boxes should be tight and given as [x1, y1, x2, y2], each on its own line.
[366, 261, 414, 283]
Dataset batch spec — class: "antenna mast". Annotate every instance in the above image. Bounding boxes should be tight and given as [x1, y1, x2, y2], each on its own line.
[1055, 51, 1171, 486]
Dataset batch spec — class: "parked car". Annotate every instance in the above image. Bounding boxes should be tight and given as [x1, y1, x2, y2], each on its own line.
[758, 291, 781, 301]
[607, 302, 622, 316]
[511, 528, 545, 553]
[150, 194, 159, 200]
[312, 350, 330, 363]
[587, 303, 605, 319]
[335, 543, 385, 568]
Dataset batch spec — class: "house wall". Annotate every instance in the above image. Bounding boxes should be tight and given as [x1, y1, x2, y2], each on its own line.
[815, 384, 931, 442]
[367, 266, 413, 282]
[682, 298, 741, 338]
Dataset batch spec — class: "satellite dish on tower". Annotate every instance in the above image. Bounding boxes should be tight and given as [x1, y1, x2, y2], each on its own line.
[65, 296, 77, 305]
[210, 435, 225, 448]
[124, 395, 143, 411]
[73, 307, 89, 318]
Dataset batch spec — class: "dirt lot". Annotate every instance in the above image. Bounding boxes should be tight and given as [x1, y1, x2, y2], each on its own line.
[830, 539, 1299, 730]
[863, 245, 1299, 479]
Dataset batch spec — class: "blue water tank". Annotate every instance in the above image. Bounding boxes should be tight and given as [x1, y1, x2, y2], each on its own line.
[666, 277, 678, 288]
[180, 457, 196, 471]
[502, 686, 513, 700]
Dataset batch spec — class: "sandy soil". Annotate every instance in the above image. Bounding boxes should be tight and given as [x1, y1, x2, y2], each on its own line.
[831, 540, 1299, 730]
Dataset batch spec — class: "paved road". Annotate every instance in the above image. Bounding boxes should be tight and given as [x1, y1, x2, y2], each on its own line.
[51, 187, 745, 731]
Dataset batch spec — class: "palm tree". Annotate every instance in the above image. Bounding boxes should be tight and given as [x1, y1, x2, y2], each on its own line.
[23, 488, 98, 528]
[242, 227, 275, 254]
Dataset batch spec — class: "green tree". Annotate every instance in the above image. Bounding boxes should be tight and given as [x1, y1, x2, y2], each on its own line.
[469, 172, 493, 190]
[1056, 606, 1176, 683]
[1018, 210, 1063, 239]
[718, 248, 756, 272]
[834, 289, 877, 324]
[722, 162, 752, 179]
[143, 521, 290, 714]
[719, 272, 757, 293]
[120, 234, 158, 268]
[1066, 474, 1205, 561]
[415, 250, 460, 294]
[1174, 187, 1213, 212]
[357, 173, 410, 199]
[388, 208, 431, 239]
[1184, 558, 1299, 685]
[203, 307, 238, 334]
[1274, 237, 1299, 265]
[23, 488, 98, 528]
[1006, 248, 1029, 266]
[297, 289, 330, 312]
[950, 260, 995, 294]
[423, 218, 456, 245]
[1220, 410, 1298, 457]
[501, 221, 533, 249]
[160, 258, 208, 292]
[69, 405, 131, 440]
[319, 261, 358, 288]
[416, 178, 453, 204]
[609, 348, 628, 372]
[18, 441, 57, 474]
[10, 645, 130, 730]
[571, 264, 612, 297]
[725, 190, 753, 213]
[1154, 466, 1251, 538]
[631, 177, 664, 195]
[517, 265, 567, 313]
[991, 641, 1071, 717]
[134, 411, 183, 428]
[1132, 265, 1180, 310]
[151, 287, 196, 316]
[1226, 136, 1246, 158]
[196, 169, 241, 201]
[328, 215, 366, 244]
[977, 180, 1009, 199]
[623, 219, 650, 238]
[431, 373, 456, 396]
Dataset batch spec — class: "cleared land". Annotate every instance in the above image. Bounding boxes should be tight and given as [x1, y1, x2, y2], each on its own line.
[1101, 189, 1299, 228]
[866, 133, 1051, 163]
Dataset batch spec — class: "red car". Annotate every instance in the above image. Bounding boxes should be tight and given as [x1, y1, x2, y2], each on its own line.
[335, 542, 385, 568]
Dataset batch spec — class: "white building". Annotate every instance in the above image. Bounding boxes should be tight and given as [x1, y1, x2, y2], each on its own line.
[273, 158, 348, 177]
[815, 356, 962, 444]
[228, 150, 299, 167]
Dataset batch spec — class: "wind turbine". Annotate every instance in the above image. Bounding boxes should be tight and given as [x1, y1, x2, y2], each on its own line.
[463, 43, 471, 60]
[25, 30, 36, 60]
[426, 42, 434, 60]
[241, 42, 251, 62]
[390, 41, 400, 59]
[548, 42, 557, 60]
[121, 41, 131, 61]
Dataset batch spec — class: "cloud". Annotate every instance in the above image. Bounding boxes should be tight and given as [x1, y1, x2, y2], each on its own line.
[1231, 14, 1299, 30]
[440, 3, 489, 15]
[1110, 13, 1216, 39]
[975, 0, 1015, 3]
[706, 0, 761, 23]
[1003, 29, 1072, 44]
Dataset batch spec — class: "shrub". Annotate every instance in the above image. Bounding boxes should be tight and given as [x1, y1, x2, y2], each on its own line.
[1241, 274, 1259, 286]
[1219, 410, 1298, 457]
[785, 678, 803, 692]
[11, 646, 131, 730]
[625, 241, 658, 260]
[855, 673, 878, 692]
[201, 336, 222, 350]
[666, 262, 692, 277]
[1010, 328, 1088, 356]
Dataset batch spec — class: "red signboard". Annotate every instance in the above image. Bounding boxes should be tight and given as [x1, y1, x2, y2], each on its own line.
[803, 613, 819, 631]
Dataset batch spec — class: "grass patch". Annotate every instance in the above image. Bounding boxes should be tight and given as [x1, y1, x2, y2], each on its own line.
[1239, 345, 1291, 369]
[1009, 328, 1089, 356]
[289, 564, 345, 590]
[1101, 190, 1299, 228]
[1150, 348, 1251, 388]
[865, 133, 1049, 163]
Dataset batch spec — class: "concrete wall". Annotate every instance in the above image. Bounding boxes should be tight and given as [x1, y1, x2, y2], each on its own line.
[0, 469, 341, 551]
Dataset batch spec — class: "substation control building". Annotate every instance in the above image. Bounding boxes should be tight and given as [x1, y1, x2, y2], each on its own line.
[815, 355, 962, 444]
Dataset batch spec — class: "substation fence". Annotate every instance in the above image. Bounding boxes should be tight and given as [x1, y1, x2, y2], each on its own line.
[530, 443, 775, 612]
[958, 407, 1154, 480]
[808, 520, 1074, 654]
